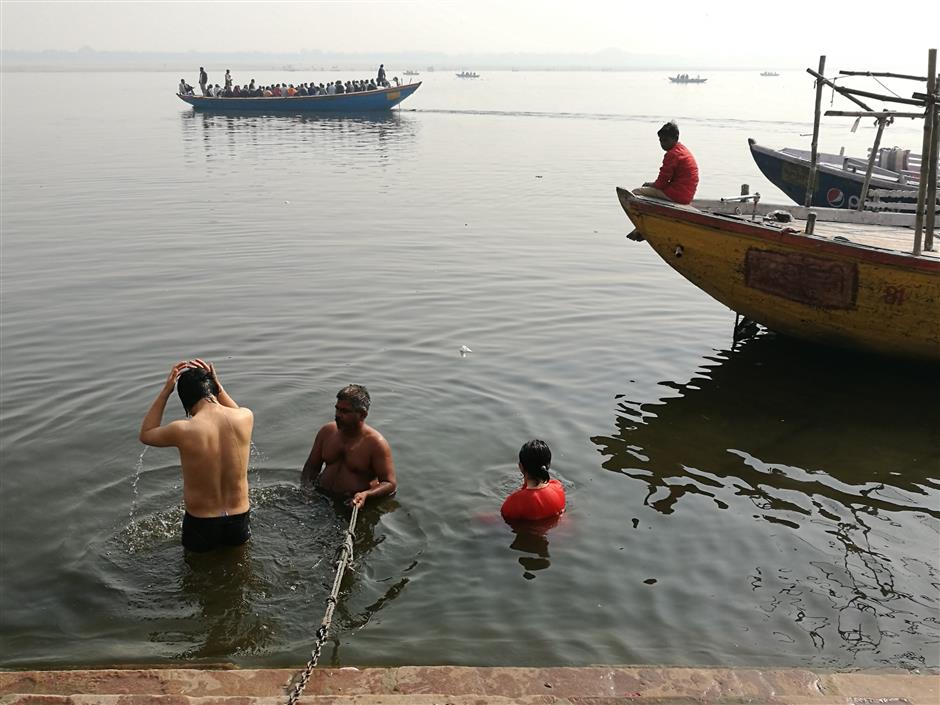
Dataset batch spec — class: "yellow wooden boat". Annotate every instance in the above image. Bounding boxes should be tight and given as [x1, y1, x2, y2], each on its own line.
[616, 188, 940, 361]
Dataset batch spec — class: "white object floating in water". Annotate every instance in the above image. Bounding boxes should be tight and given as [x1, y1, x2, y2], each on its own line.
[459, 345, 473, 357]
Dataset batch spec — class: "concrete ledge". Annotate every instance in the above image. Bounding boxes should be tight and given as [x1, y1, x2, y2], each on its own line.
[1, 666, 937, 704]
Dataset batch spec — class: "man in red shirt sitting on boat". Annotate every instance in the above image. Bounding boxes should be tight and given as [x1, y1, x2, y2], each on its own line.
[628, 121, 699, 241]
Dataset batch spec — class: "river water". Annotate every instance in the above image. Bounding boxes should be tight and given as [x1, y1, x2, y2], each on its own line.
[1, 69, 937, 670]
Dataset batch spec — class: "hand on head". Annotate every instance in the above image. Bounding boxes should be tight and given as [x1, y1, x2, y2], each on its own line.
[190, 358, 217, 380]
[164, 358, 219, 391]
[164, 361, 193, 389]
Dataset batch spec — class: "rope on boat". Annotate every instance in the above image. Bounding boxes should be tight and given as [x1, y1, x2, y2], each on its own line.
[285, 503, 359, 705]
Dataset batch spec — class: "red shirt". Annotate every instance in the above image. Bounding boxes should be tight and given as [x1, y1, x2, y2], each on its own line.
[652, 142, 699, 204]
[501, 479, 566, 521]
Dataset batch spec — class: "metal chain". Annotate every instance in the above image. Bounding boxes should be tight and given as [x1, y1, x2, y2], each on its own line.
[286, 504, 359, 705]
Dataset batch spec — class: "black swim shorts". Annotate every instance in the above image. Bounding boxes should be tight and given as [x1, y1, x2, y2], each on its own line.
[181, 510, 251, 552]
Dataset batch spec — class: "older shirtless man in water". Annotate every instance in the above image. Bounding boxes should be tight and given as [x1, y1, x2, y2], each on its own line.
[139, 359, 254, 552]
[301, 384, 396, 508]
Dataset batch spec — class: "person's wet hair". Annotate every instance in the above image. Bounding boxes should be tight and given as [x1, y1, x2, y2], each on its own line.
[519, 439, 552, 483]
[658, 121, 680, 141]
[177, 367, 219, 415]
[337, 384, 371, 415]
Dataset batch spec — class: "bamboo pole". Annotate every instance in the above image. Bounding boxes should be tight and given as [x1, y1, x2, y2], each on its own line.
[825, 110, 923, 119]
[857, 116, 888, 211]
[839, 70, 930, 82]
[924, 85, 938, 250]
[806, 68, 873, 110]
[805, 56, 826, 207]
[913, 49, 937, 256]
[819, 84, 923, 106]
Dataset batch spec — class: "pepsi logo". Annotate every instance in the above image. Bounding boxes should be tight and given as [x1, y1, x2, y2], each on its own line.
[827, 188, 845, 208]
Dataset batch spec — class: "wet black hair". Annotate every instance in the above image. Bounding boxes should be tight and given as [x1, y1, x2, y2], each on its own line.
[177, 367, 219, 415]
[658, 121, 680, 140]
[337, 384, 371, 414]
[519, 439, 552, 483]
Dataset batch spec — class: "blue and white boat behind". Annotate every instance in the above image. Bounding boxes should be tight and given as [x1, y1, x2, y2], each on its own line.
[748, 138, 922, 210]
[177, 82, 421, 112]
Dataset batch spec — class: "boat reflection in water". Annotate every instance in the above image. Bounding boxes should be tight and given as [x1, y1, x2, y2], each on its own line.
[179, 109, 417, 167]
[591, 333, 939, 666]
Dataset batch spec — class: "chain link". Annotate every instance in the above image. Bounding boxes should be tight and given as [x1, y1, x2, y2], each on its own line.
[286, 504, 359, 705]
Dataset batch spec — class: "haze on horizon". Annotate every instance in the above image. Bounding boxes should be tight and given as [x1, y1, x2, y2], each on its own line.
[1, 0, 937, 71]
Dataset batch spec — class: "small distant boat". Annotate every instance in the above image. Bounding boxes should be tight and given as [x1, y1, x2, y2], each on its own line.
[669, 73, 707, 83]
[456, 71, 480, 79]
[760, 71, 780, 77]
[403, 70, 420, 76]
[176, 82, 422, 113]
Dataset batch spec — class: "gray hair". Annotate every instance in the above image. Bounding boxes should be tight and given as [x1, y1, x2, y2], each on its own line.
[337, 384, 371, 414]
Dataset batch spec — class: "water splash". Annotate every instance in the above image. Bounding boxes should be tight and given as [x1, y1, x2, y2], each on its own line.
[129, 446, 148, 524]
[249, 441, 265, 480]
[118, 506, 184, 554]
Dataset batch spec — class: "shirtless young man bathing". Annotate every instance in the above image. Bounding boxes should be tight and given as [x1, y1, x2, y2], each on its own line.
[138, 359, 254, 552]
[301, 384, 396, 508]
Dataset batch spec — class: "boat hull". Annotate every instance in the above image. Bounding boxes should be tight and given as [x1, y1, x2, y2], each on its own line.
[616, 188, 940, 361]
[748, 139, 916, 209]
[177, 82, 421, 112]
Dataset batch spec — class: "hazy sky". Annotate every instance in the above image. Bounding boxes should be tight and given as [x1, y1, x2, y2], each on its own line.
[2, 0, 937, 69]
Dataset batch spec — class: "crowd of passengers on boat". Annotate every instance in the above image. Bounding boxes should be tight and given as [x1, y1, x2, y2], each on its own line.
[179, 77, 402, 98]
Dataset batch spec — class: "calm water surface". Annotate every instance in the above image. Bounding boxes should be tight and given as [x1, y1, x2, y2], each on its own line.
[1, 70, 937, 670]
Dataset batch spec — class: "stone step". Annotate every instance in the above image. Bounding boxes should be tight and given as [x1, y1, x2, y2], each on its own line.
[0, 695, 932, 705]
[2, 696, 924, 705]
[0, 667, 936, 705]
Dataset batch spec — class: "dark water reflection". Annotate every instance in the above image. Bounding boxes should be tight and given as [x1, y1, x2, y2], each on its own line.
[175, 545, 271, 660]
[507, 515, 562, 580]
[28, 486, 411, 669]
[592, 333, 940, 668]
[179, 109, 417, 166]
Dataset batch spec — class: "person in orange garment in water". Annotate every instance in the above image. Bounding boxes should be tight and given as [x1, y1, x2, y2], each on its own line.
[138, 359, 254, 553]
[628, 120, 699, 241]
[301, 384, 397, 509]
[500, 440, 566, 522]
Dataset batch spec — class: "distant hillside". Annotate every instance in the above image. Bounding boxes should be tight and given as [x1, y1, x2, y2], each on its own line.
[0, 47, 758, 72]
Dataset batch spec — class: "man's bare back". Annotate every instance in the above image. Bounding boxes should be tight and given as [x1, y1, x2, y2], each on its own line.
[139, 360, 254, 551]
[301, 386, 396, 508]
[174, 402, 253, 516]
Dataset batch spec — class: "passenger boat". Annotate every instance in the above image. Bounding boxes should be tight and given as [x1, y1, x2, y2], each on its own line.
[456, 71, 480, 79]
[403, 70, 420, 76]
[669, 74, 707, 83]
[176, 82, 421, 112]
[616, 188, 940, 361]
[760, 71, 780, 77]
[749, 139, 923, 210]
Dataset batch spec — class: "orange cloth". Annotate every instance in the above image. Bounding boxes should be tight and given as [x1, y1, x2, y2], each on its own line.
[501, 479, 566, 521]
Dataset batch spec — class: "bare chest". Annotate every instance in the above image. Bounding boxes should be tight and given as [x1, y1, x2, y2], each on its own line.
[322, 435, 373, 474]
